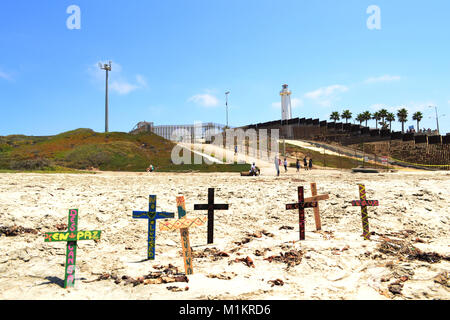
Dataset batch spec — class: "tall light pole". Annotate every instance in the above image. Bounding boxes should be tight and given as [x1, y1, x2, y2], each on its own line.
[225, 91, 230, 128]
[428, 105, 443, 135]
[99, 61, 112, 133]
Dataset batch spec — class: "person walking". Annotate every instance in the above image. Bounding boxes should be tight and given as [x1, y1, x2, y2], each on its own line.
[309, 158, 313, 170]
[284, 158, 288, 172]
[275, 155, 280, 176]
[296, 159, 300, 172]
[303, 156, 308, 170]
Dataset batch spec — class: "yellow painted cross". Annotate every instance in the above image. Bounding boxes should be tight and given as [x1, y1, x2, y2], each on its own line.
[159, 196, 206, 275]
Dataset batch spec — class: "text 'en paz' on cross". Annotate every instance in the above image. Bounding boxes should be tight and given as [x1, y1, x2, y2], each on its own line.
[44, 209, 102, 288]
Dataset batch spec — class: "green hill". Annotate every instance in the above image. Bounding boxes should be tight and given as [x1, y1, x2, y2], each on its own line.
[0, 128, 249, 173]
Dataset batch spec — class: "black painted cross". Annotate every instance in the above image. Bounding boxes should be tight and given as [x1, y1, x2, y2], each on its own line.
[285, 186, 318, 240]
[194, 188, 229, 244]
[132, 195, 175, 260]
[351, 184, 379, 240]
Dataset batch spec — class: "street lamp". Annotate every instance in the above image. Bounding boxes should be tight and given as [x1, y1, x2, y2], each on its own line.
[99, 61, 112, 133]
[225, 91, 230, 128]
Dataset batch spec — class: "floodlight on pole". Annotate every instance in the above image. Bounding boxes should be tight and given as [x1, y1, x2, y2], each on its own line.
[100, 61, 112, 133]
[428, 105, 441, 135]
[225, 91, 230, 128]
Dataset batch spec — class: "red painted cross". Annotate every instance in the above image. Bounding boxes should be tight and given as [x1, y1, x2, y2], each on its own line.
[285, 186, 318, 241]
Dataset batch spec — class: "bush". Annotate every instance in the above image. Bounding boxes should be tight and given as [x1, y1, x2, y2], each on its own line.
[10, 158, 52, 170]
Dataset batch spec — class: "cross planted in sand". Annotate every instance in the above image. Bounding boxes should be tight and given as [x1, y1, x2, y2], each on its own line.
[307, 182, 329, 231]
[285, 186, 318, 241]
[194, 188, 229, 244]
[132, 195, 175, 260]
[351, 184, 379, 240]
[44, 209, 102, 288]
[160, 196, 206, 275]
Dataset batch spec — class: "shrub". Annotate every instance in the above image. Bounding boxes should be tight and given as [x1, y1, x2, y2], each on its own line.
[9, 158, 52, 170]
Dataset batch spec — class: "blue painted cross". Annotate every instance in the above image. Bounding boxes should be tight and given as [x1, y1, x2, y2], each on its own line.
[132, 195, 174, 260]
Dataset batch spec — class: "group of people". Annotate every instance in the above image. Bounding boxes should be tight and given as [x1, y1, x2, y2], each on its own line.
[274, 155, 313, 176]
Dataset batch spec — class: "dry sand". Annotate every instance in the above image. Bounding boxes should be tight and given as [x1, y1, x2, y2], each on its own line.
[0, 169, 449, 300]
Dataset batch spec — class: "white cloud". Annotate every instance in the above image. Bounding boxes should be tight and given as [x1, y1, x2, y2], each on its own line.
[135, 74, 147, 87]
[365, 75, 401, 84]
[188, 93, 220, 107]
[0, 70, 12, 81]
[88, 61, 147, 95]
[304, 85, 348, 107]
[271, 102, 281, 109]
[110, 81, 140, 95]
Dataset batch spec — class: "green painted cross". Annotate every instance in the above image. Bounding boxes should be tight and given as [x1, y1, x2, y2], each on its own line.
[132, 195, 174, 260]
[44, 209, 101, 288]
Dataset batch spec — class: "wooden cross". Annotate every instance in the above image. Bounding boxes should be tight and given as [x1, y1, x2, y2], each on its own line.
[304, 182, 329, 231]
[351, 184, 379, 240]
[132, 195, 175, 260]
[194, 188, 229, 244]
[44, 209, 101, 288]
[160, 196, 206, 275]
[285, 186, 318, 240]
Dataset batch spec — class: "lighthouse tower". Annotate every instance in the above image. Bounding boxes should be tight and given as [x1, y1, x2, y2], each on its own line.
[280, 84, 292, 121]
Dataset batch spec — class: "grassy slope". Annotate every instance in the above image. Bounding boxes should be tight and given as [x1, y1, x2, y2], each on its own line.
[283, 143, 390, 170]
[0, 129, 249, 172]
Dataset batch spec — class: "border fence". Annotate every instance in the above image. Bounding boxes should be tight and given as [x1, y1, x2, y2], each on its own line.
[237, 118, 450, 170]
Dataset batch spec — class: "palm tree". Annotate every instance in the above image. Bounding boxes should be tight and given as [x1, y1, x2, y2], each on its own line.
[386, 112, 395, 131]
[397, 108, 409, 133]
[378, 108, 388, 129]
[362, 111, 372, 127]
[412, 111, 423, 133]
[356, 113, 365, 125]
[330, 112, 340, 123]
[372, 111, 382, 129]
[341, 110, 352, 124]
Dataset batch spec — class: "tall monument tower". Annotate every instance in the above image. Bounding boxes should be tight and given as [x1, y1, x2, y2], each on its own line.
[280, 84, 292, 121]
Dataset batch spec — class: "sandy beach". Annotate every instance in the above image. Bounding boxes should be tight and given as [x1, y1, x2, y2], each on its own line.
[0, 169, 449, 300]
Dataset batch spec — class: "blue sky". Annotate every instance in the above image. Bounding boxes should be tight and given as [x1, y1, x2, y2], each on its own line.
[0, 0, 449, 136]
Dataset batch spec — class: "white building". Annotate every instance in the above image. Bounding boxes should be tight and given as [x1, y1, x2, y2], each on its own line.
[280, 84, 292, 121]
